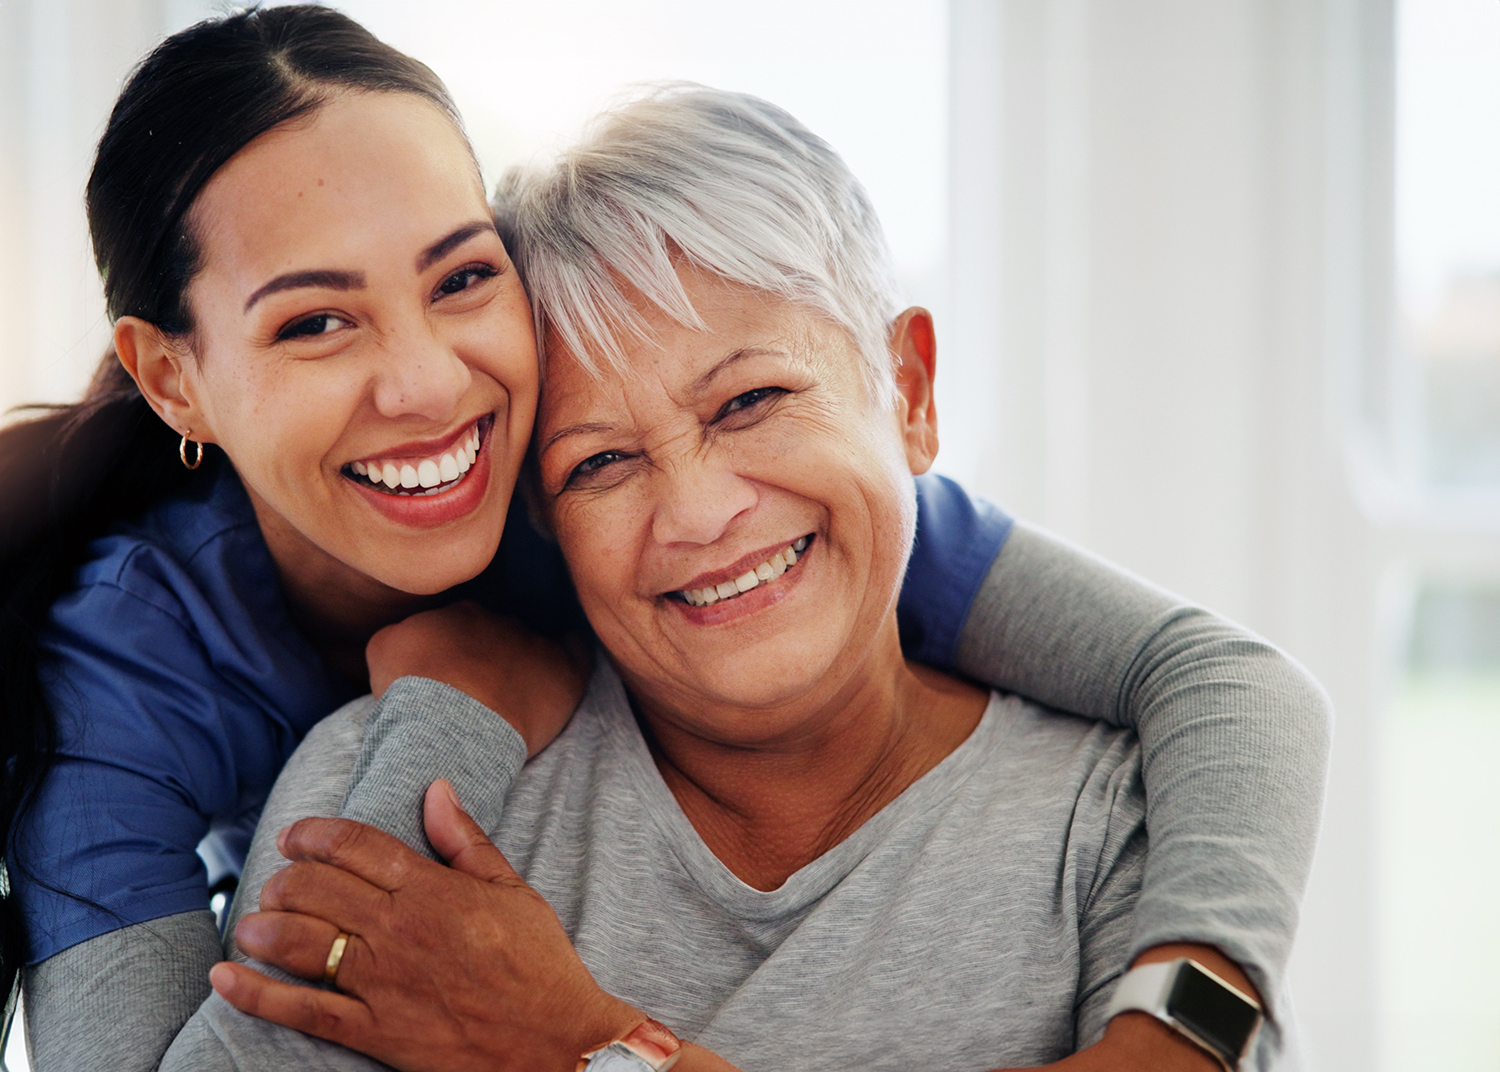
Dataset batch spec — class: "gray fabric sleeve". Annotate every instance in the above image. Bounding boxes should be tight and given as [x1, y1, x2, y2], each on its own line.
[163, 680, 525, 1071]
[338, 675, 528, 859]
[955, 521, 1332, 1012]
[21, 680, 525, 1072]
[22, 910, 221, 1072]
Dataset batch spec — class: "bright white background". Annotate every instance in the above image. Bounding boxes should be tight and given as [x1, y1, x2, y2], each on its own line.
[3, 3, 1499, 1071]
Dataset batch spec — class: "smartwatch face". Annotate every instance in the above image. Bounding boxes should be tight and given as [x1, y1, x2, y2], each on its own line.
[1165, 961, 1261, 1061]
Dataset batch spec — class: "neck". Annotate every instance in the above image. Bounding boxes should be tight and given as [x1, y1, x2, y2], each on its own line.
[248, 490, 434, 690]
[632, 618, 988, 892]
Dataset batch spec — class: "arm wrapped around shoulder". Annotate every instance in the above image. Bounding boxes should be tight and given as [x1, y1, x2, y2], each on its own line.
[954, 520, 1333, 1013]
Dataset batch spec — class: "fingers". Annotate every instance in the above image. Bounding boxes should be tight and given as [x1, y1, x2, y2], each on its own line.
[277, 816, 432, 891]
[261, 858, 387, 930]
[211, 961, 374, 1047]
[424, 779, 522, 885]
[234, 910, 352, 984]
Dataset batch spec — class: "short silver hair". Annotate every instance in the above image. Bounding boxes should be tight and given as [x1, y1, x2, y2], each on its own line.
[494, 85, 902, 401]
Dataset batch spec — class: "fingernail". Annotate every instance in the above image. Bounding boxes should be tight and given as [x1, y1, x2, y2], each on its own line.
[209, 963, 236, 996]
[439, 778, 460, 807]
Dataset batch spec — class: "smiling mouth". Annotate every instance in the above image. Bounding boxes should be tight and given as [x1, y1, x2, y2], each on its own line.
[342, 417, 490, 497]
[671, 536, 811, 607]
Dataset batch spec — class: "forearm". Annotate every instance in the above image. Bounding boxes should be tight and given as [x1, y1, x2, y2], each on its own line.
[23, 910, 220, 1072]
[339, 676, 528, 857]
[955, 521, 1331, 1008]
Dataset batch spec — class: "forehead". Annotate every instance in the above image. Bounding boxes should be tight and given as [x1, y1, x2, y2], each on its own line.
[540, 269, 853, 419]
[190, 92, 485, 286]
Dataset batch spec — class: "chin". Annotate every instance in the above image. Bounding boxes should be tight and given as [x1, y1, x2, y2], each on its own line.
[363, 540, 496, 596]
[675, 643, 841, 712]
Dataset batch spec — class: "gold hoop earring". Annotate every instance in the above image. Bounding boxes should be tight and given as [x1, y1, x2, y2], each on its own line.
[179, 432, 204, 470]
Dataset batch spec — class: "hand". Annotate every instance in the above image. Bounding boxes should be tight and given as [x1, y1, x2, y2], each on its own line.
[366, 602, 589, 757]
[211, 780, 643, 1072]
[995, 943, 1259, 1072]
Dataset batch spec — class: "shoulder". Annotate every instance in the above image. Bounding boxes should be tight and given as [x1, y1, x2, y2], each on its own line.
[41, 461, 343, 742]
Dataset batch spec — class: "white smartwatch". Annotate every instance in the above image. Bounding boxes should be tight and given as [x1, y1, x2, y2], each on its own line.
[1104, 958, 1263, 1071]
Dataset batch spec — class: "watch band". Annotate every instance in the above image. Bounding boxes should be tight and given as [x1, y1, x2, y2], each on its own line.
[1105, 958, 1262, 1071]
[578, 1018, 683, 1072]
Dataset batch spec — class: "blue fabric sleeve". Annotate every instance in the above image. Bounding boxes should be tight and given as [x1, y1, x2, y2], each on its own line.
[14, 498, 345, 964]
[17, 583, 249, 962]
[896, 473, 1014, 668]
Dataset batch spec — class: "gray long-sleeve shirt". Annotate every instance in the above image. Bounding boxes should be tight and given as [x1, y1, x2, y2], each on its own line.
[23, 521, 1330, 1070]
[165, 664, 1162, 1070]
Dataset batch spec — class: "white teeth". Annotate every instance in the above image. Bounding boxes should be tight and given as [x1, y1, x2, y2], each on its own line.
[793, 537, 808, 552]
[354, 422, 482, 495]
[680, 538, 809, 608]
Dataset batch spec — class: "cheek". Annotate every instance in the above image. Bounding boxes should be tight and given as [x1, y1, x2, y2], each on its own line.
[554, 496, 644, 604]
[201, 360, 356, 481]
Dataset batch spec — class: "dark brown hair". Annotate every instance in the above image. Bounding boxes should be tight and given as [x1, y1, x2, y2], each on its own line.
[0, 3, 461, 989]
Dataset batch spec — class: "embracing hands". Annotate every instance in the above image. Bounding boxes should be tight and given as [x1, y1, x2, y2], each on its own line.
[215, 777, 1240, 1072]
[212, 779, 644, 1072]
[366, 602, 590, 758]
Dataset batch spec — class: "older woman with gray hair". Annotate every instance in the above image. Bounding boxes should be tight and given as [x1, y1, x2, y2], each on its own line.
[164, 87, 1316, 1072]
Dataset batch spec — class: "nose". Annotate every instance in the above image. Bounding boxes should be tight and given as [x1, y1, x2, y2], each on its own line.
[650, 453, 759, 548]
[369, 324, 472, 423]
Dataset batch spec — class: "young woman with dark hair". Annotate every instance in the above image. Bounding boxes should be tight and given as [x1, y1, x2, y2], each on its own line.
[0, 7, 1328, 1071]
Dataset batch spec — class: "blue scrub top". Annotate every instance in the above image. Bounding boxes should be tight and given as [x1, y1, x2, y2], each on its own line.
[12, 460, 1010, 964]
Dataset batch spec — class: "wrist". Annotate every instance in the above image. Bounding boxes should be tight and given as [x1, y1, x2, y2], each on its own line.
[1131, 943, 1261, 1006]
[1106, 952, 1263, 1071]
[578, 1017, 682, 1072]
[1102, 1009, 1222, 1072]
[571, 998, 653, 1071]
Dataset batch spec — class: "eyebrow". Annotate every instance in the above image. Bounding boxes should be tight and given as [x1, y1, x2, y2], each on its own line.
[243, 269, 365, 313]
[416, 221, 498, 272]
[692, 347, 781, 393]
[241, 221, 498, 313]
[539, 421, 618, 458]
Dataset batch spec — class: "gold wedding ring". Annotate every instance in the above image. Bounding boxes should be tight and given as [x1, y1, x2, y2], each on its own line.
[323, 931, 350, 986]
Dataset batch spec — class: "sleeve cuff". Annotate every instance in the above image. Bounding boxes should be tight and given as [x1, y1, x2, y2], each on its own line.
[340, 676, 528, 858]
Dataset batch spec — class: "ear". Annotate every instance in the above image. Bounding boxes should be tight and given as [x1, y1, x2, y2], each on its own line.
[114, 317, 216, 443]
[888, 307, 939, 475]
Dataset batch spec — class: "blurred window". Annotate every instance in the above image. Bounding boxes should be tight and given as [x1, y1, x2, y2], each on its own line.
[1396, 0, 1500, 495]
[1378, 4, 1500, 1068]
[1378, 581, 1500, 1069]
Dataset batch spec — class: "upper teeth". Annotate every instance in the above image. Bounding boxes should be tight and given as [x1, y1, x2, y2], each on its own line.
[680, 537, 809, 607]
[350, 425, 481, 493]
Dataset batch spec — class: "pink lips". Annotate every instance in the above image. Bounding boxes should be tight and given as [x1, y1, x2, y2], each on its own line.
[669, 535, 814, 625]
[346, 415, 497, 529]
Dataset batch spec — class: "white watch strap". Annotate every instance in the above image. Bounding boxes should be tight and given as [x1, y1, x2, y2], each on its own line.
[1105, 960, 1176, 1020]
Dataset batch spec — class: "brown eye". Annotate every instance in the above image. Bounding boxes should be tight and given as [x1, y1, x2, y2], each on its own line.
[278, 312, 352, 340]
[570, 451, 626, 483]
[436, 264, 498, 297]
[715, 386, 786, 422]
